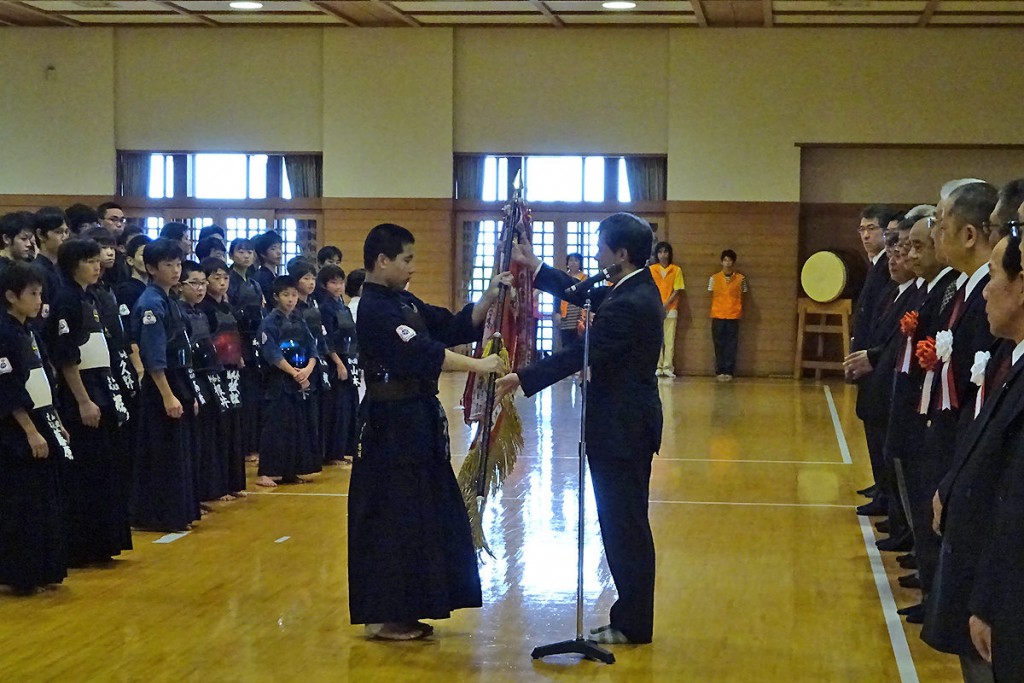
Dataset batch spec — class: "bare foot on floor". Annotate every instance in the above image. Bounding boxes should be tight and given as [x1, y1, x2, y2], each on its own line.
[232, 491, 248, 498]
[218, 494, 236, 502]
[255, 476, 277, 488]
[365, 622, 431, 640]
[245, 454, 259, 463]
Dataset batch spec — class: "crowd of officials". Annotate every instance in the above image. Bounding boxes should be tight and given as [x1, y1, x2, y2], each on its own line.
[0, 202, 363, 595]
[844, 179, 1024, 682]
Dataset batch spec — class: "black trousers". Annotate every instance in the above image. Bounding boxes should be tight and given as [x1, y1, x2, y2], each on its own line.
[587, 454, 656, 643]
[712, 318, 739, 375]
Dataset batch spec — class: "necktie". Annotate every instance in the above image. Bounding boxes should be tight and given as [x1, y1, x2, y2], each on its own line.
[939, 280, 957, 315]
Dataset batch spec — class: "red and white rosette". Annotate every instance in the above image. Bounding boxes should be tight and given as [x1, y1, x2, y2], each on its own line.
[971, 350, 991, 418]
[916, 336, 939, 414]
[897, 311, 920, 374]
[935, 329, 958, 411]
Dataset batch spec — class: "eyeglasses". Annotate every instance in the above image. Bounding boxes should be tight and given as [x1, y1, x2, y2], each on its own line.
[857, 224, 882, 235]
[182, 280, 208, 289]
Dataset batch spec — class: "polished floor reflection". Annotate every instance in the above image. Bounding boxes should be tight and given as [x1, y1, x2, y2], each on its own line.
[1, 376, 962, 682]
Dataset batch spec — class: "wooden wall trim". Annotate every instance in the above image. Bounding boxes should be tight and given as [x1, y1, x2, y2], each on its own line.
[666, 200, 799, 215]
[797, 142, 1024, 151]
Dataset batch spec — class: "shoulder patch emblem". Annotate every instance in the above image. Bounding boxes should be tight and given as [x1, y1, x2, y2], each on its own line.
[321, 325, 328, 336]
[262, 331, 268, 344]
[57, 319, 70, 336]
[0, 357, 11, 374]
[41, 304, 50, 319]
[142, 310, 157, 326]
[119, 304, 130, 316]
[396, 325, 417, 343]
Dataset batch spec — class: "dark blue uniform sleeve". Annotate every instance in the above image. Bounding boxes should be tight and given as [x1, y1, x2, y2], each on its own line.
[259, 314, 284, 366]
[0, 327, 32, 418]
[358, 295, 447, 380]
[46, 289, 82, 368]
[133, 295, 169, 371]
[416, 298, 481, 347]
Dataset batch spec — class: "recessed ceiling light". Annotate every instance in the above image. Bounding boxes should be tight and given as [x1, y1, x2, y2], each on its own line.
[602, 1, 637, 9]
[229, 1, 263, 9]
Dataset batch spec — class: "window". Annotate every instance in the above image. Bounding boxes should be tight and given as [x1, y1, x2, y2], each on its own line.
[143, 153, 300, 200]
[476, 155, 633, 204]
[567, 221, 601, 276]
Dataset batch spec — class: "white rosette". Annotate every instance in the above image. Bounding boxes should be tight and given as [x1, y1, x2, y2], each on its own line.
[972, 350, 992, 418]
[935, 329, 956, 411]
[935, 330, 954, 364]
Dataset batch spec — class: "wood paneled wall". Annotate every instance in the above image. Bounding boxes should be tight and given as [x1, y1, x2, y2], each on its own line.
[663, 202, 801, 378]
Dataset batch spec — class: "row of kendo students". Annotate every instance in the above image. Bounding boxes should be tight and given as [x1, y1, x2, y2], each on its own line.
[844, 179, 1024, 683]
[0, 227, 361, 595]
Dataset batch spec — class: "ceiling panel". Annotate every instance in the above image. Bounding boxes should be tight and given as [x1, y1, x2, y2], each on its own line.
[775, 12, 917, 22]
[938, 1, 1024, 10]
[930, 13, 1024, 23]
[175, 1, 319, 11]
[546, 0, 694, 9]
[213, 11, 344, 20]
[23, 1, 168, 12]
[395, 1, 535, 12]
[66, 12, 199, 22]
[561, 12, 697, 22]
[774, 1, 926, 11]
[416, 12, 549, 22]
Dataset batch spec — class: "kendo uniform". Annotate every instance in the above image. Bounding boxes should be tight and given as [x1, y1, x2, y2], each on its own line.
[915, 267, 992, 597]
[922, 340, 1024, 680]
[228, 269, 265, 458]
[0, 312, 70, 590]
[129, 285, 200, 532]
[348, 282, 483, 625]
[257, 308, 320, 482]
[859, 279, 919, 538]
[297, 296, 331, 465]
[321, 292, 360, 461]
[115, 278, 147, 335]
[31, 254, 61, 333]
[102, 251, 132, 288]
[518, 265, 663, 644]
[852, 251, 896, 506]
[46, 280, 132, 565]
[201, 295, 246, 494]
[252, 265, 276, 305]
[182, 301, 232, 502]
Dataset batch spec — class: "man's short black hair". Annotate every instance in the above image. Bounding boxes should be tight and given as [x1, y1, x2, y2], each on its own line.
[597, 213, 653, 268]
[995, 179, 1024, 227]
[317, 245, 342, 265]
[57, 238, 101, 278]
[201, 257, 230, 278]
[364, 223, 415, 270]
[287, 256, 317, 280]
[65, 203, 99, 233]
[195, 236, 226, 261]
[229, 237, 255, 254]
[654, 241, 674, 264]
[118, 224, 142, 247]
[254, 230, 283, 258]
[126, 234, 152, 259]
[1, 211, 35, 243]
[198, 224, 226, 241]
[271, 274, 298, 299]
[97, 201, 122, 219]
[159, 221, 190, 242]
[317, 264, 345, 288]
[1, 262, 45, 306]
[860, 205, 899, 228]
[345, 268, 366, 298]
[948, 182, 998, 238]
[143, 238, 185, 267]
[721, 249, 738, 262]
[179, 260, 203, 282]
[33, 206, 68, 239]
[84, 226, 116, 248]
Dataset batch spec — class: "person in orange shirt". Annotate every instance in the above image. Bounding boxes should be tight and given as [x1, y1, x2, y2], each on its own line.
[556, 253, 587, 349]
[708, 249, 747, 382]
[650, 242, 685, 378]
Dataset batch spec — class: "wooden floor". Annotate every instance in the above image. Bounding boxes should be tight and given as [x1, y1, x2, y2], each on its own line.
[1, 376, 964, 682]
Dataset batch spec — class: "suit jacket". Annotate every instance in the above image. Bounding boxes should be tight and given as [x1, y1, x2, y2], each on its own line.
[921, 353, 1024, 655]
[856, 282, 917, 423]
[519, 265, 663, 460]
[852, 252, 894, 352]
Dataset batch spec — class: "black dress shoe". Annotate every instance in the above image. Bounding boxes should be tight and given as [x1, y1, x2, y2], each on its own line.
[858, 484, 879, 498]
[877, 533, 913, 552]
[875, 520, 891, 534]
[897, 603, 922, 616]
[904, 604, 926, 624]
[897, 554, 918, 569]
[898, 574, 922, 589]
[857, 500, 888, 516]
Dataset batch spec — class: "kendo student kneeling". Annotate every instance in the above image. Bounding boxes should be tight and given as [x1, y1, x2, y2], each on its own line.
[0, 264, 72, 594]
[129, 238, 201, 533]
[348, 223, 508, 642]
[255, 275, 321, 488]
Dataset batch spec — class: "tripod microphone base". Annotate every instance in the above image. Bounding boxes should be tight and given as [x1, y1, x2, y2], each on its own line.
[531, 637, 615, 664]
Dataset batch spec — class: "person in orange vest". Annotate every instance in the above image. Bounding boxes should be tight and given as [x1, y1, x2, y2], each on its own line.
[650, 242, 685, 378]
[708, 249, 747, 382]
[556, 252, 587, 349]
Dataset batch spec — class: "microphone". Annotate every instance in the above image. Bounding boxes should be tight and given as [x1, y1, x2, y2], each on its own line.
[564, 264, 623, 296]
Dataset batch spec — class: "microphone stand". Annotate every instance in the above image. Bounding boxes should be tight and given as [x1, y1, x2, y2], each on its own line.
[530, 293, 615, 665]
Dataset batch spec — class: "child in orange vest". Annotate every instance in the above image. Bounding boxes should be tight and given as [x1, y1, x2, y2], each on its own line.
[650, 242, 685, 378]
[708, 249, 747, 381]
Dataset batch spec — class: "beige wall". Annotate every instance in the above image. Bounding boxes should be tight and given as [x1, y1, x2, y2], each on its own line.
[115, 28, 323, 152]
[322, 29, 453, 198]
[0, 28, 115, 194]
[453, 28, 669, 155]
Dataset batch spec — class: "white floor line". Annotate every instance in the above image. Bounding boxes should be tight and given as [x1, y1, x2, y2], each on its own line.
[824, 385, 854, 464]
[452, 455, 845, 465]
[153, 531, 190, 544]
[274, 536, 290, 543]
[858, 516, 920, 683]
[648, 499, 855, 509]
[247, 491, 348, 497]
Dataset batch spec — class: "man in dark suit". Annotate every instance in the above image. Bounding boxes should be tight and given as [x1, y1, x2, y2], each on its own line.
[922, 229, 1024, 683]
[494, 213, 663, 645]
[851, 204, 900, 510]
